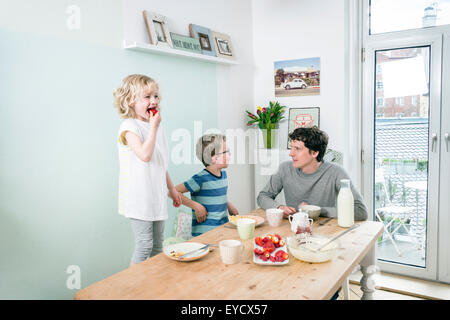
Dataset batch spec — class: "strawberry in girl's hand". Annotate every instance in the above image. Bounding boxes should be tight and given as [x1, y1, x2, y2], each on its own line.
[147, 107, 158, 116]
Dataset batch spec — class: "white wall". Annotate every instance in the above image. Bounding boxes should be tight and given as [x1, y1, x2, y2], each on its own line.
[123, 0, 255, 214]
[123, 0, 356, 212]
[252, 0, 356, 183]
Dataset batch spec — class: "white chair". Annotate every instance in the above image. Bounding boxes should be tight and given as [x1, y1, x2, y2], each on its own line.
[374, 168, 418, 256]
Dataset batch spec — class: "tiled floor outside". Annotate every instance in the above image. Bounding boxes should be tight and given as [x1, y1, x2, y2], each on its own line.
[377, 235, 425, 267]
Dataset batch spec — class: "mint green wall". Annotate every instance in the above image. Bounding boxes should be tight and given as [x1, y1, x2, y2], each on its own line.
[0, 7, 217, 299]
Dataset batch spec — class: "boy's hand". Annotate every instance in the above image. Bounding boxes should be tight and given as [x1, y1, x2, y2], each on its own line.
[194, 203, 208, 223]
[228, 206, 239, 216]
[169, 187, 182, 208]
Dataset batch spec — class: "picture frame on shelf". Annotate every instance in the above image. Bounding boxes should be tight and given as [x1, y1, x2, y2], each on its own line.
[170, 32, 202, 54]
[143, 11, 173, 48]
[211, 31, 235, 60]
[189, 24, 216, 56]
[287, 107, 320, 149]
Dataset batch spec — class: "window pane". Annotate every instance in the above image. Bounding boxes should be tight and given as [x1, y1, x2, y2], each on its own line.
[370, 0, 450, 34]
[374, 46, 430, 268]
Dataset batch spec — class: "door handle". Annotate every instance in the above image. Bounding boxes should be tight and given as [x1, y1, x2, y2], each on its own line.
[445, 132, 449, 152]
[431, 133, 438, 152]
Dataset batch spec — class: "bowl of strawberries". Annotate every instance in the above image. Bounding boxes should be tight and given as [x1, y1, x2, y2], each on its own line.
[253, 234, 289, 265]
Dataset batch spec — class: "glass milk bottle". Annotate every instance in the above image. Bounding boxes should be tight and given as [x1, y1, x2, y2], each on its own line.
[337, 179, 354, 227]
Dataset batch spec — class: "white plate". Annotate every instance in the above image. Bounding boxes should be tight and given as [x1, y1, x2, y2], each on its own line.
[163, 242, 210, 262]
[253, 238, 289, 266]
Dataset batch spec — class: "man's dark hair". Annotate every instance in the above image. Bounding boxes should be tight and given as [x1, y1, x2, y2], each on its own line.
[288, 126, 329, 162]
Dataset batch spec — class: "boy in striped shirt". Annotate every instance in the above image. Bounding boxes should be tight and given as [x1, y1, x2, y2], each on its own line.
[174, 134, 239, 236]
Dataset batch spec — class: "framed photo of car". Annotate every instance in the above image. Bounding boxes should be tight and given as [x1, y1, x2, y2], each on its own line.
[287, 107, 320, 149]
[143, 11, 173, 48]
[189, 24, 216, 56]
[211, 31, 235, 60]
[274, 57, 320, 97]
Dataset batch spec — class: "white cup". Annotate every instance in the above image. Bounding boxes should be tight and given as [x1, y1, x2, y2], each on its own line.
[266, 208, 284, 227]
[237, 218, 256, 240]
[219, 239, 244, 264]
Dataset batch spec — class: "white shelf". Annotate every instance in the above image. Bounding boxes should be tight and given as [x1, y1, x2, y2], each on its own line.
[123, 40, 238, 65]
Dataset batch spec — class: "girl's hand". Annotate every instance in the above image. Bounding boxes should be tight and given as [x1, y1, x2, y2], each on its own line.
[194, 203, 208, 223]
[149, 109, 161, 130]
[169, 188, 182, 208]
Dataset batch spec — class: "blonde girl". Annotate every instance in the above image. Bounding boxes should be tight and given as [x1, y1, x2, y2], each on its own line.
[114, 74, 181, 266]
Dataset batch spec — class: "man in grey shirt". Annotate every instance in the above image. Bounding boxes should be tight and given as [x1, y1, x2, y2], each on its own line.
[257, 126, 368, 221]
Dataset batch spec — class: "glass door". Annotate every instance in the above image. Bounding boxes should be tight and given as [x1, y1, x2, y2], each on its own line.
[362, 0, 450, 283]
[438, 34, 450, 284]
[362, 34, 442, 280]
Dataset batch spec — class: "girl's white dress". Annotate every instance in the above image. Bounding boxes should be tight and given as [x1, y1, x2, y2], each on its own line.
[117, 119, 169, 221]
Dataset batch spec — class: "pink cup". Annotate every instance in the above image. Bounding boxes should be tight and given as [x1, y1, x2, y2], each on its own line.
[266, 208, 284, 227]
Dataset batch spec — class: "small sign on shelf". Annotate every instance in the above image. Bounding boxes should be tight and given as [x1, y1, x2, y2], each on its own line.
[170, 33, 202, 54]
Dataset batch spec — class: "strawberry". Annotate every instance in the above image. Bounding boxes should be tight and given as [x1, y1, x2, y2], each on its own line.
[263, 241, 276, 253]
[269, 256, 276, 263]
[147, 108, 158, 116]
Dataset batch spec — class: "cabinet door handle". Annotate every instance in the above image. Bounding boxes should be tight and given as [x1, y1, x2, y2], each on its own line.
[445, 132, 449, 152]
[431, 133, 438, 152]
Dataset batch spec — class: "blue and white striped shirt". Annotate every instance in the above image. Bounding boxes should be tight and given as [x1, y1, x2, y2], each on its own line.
[184, 169, 229, 236]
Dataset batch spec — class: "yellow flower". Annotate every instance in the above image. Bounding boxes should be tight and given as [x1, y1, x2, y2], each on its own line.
[257, 106, 262, 112]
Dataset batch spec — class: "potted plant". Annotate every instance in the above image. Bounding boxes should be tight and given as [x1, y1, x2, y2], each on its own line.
[246, 101, 286, 149]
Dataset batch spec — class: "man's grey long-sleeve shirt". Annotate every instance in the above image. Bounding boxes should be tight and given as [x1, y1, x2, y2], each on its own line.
[257, 161, 368, 221]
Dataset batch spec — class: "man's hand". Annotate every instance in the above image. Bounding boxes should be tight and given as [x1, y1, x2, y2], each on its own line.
[194, 203, 208, 223]
[278, 205, 297, 219]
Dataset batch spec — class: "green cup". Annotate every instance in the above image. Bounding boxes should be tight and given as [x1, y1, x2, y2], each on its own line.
[237, 218, 256, 240]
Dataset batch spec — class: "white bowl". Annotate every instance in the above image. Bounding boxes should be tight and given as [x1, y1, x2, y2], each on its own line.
[299, 204, 321, 220]
[286, 235, 339, 263]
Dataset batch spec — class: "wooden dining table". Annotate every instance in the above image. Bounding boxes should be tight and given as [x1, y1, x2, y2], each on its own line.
[74, 208, 383, 300]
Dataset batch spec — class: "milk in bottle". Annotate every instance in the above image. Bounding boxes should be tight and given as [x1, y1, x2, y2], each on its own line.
[337, 179, 354, 227]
